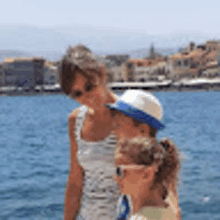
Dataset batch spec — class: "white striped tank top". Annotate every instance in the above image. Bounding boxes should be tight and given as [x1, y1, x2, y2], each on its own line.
[75, 106, 120, 220]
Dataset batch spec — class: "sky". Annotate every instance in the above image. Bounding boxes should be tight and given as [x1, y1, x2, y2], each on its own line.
[2, 0, 220, 35]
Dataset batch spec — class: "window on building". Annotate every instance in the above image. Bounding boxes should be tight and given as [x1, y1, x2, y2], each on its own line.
[7, 64, 14, 69]
[184, 60, 188, 66]
[139, 78, 145, 82]
[50, 75, 55, 80]
[36, 79, 44, 85]
[127, 63, 133, 69]
[196, 62, 200, 67]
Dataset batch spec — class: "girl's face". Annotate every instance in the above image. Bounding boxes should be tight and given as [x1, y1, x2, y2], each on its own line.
[69, 71, 107, 109]
[115, 165, 147, 194]
[114, 153, 156, 196]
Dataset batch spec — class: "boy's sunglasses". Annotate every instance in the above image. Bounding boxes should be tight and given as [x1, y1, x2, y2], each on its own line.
[70, 82, 97, 98]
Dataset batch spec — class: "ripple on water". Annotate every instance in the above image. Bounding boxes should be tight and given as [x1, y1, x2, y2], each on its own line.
[1, 93, 220, 220]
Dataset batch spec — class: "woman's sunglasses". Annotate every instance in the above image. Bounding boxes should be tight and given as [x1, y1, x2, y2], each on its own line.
[71, 82, 97, 98]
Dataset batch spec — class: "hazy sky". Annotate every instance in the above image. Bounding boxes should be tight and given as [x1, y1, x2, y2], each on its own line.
[2, 0, 220, 35]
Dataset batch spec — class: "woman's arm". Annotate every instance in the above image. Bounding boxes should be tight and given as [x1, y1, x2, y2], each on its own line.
[64, 110, 84, 220]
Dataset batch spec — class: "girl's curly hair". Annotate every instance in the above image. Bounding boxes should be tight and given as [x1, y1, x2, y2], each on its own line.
[117, 137, 181, 194]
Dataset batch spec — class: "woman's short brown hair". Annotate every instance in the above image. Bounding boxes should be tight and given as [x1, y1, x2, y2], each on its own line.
[59, 45, 106, 95]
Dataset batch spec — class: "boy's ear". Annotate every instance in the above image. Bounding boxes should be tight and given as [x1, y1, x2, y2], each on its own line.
[139, 123, 150, 134]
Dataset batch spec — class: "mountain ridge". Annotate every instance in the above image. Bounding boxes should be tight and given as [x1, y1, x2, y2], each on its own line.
[0, 24, 219, 60]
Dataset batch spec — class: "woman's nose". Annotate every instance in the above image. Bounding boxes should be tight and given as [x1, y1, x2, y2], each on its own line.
[112, 122, 118, 129]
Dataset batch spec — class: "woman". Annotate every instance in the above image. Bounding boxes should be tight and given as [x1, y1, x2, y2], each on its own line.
[61, 44, 121, 220]
[114, 137, 181, 220]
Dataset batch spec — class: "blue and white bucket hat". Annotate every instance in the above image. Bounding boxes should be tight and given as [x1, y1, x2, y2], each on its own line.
[106, 90, 165, 130]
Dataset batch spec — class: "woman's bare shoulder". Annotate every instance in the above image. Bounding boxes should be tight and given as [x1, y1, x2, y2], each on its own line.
[68, 107, 82, 122]
[68, 107, 82, 143]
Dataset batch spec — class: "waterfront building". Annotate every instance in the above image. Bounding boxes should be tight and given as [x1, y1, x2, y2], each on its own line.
[0, 63, 4, 86]
[3, 57, 45, 87]
[168, 40, 220, 80]
[107, 66, 124, 82]
[205, 40, 220, 51]
[124, 57, 169, 82]
[43, 65, 59, 85]
[218, 50, 220, 76]
[203, 61, 218, 77]
[103, 54, 130, 66]
[169, 46, 209, 80]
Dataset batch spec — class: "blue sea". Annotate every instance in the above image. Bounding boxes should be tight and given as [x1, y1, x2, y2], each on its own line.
[0, 92, 220, 220]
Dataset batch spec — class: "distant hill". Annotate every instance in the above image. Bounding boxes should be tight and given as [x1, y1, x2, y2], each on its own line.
[0, 24, 219, 61]
[0, 48, 177, 62]
[103, 48, 178, 58]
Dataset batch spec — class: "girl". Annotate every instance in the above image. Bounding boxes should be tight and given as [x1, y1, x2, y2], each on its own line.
[115, 137, 181, 220]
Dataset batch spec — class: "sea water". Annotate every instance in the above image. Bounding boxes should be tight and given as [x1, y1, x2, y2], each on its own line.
[0, 92, 220, 220]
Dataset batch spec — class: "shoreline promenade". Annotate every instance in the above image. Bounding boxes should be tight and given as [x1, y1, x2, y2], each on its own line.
[1, 77, 220, 97]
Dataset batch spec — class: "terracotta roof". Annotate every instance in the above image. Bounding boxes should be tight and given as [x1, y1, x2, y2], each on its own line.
[206, 40, 220, 44]
[189, 50, 205, 58]
[174, 68, 199, 75]
[155, 61, 166, 67]
[4, 57, 44, 63]
[170, 50, 205, 60]
[4, 57, 15, 63]
[205, 51, 217, 60]
[127, 57, 165, 67]
[127, 59, 149, 67]
[205, 61, 218, 68]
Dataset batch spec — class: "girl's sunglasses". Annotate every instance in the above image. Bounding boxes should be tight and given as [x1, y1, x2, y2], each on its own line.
[71, 82, 97, 98]
[116, 166, 124, 178]
[116, 165, 146, 179]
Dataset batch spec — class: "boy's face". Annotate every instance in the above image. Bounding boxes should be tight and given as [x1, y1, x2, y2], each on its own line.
[112, 111, 150, 139]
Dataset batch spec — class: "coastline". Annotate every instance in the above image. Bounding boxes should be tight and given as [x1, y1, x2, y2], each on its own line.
[1, 78, 220, 97]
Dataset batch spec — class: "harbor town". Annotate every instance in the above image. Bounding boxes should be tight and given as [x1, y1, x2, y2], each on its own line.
[1, 40, 220, 96]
